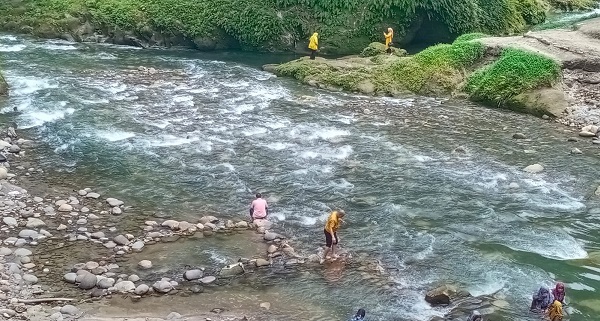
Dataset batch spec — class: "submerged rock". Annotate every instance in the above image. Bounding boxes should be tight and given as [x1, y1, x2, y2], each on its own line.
[219, 263, 245, 277]
[183, 269, 204, 281]
[425, 284, 459, 306]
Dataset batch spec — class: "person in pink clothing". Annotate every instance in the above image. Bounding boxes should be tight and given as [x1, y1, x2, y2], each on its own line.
[250, 193, 268, 221]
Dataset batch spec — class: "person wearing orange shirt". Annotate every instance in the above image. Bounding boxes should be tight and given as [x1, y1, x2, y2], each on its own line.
[321, 209, 345, 264]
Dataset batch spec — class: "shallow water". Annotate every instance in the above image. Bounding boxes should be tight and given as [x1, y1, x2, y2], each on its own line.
[1, 34, 600, 321]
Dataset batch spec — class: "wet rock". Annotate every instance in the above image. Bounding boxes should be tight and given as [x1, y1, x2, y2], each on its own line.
[571, 148, 583, 154]
[104, 241, 117, 249]
[106, 198, 124, 207]
[307, 254, 321, 263]
[512, 133, 526, 139]
[26, 218, 45, 228]
[523, 164, 544, 173]
[113, 235, 130, 246]
[78, 190, 88, 196]
[425, 285, 459, 306]
[138, 260, 152, 269]
[60, 305, 80, 316]
[91, 288, 107, 298]
[77, 218, 87, 225]
[167, 312, 182, 320]
[112, 207, 122, 215]
[0, 247, 12, 256]
[18, 229, 38, 239]
[492, 300, 510, 308]
[178, 221, 193, 231]
[582, 124, 599, 134]
[595, 186, 600, 196]
[183, 269, 204, 281]
[85, 261, 100, 270]
[204, 223, 217, 231]
[453, 146, 467, 154]
[190, 285, 204, 293]
[114, 280, 136, 292]
[267, 244, 278, 254]
[9, 145, 20, 153]
[23, 274, 38, 284]
[260, 302, 271, 310]
[57, 224, 67, 231]
[3, 217, 17, 227]
[58, 204, 73, 212]
[200, 276, 216, 284]
[14, 248, 32, 257]
[131, 241, 145, 252]
[199, 216, 218, 224]
[255, 259, 270, 267]
[152, 280, 173, 293]
[568, 137, 578, 142]
[579, 131, 596, 137]
[253, 219, 272, 230]
[91, 232, 105, 239]
[542, 114, 550, 120]
[162, 235, 180, 243]
[162, 220, 179, 229]
[235, 221, 249, 228]
[128, 274, 140, 282]
[77, 272, 98, 290]
[225, 220, 235, 229]
[86, 192, 100, 199]
[135, 284, 149, 295]
[219, 263, 245, 277]
[508, 182, 520, 189]
[64, 273, 77, 283]
[263, 231, 281, 241]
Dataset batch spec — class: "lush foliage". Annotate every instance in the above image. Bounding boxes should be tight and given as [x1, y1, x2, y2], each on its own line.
[453, 33, 488, 43]
[360, 42, 407, 57]
[0, 0, 556, 52]
[465, 48, 561, 105]
[548, 0, 597, 10]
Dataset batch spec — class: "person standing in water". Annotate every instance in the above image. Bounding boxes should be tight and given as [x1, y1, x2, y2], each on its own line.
[384, 27, 394, 54]
[308, 32, 319, 60]
[249, 193, 268, 222]
[321, 208, 345, 264]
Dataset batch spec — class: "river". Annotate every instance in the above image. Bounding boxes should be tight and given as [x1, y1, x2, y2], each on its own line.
[1, 34, 600, 321]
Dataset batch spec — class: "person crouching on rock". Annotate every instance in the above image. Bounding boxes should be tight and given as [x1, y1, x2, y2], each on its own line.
[348, 308, 366, 321]
[552, 282, 566, 305]
[548, 300, 564, 321]
[384, 28, 394, 54]
[249, 193, 268, 222]
[321, 208, 345, 264]
[309, 32, 319, 60]
[530, 286, 553, 312]
[467, 311, 482, 321]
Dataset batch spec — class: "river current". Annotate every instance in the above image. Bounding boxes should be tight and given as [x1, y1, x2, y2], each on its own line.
[1, 34, 600, 321]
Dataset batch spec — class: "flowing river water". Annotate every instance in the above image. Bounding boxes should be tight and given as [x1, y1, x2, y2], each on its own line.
[1, 34, 600, 321]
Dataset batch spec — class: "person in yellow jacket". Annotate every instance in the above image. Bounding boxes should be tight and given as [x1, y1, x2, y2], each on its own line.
[308, 32, 319, 60]
[320, 209, 345, 264]
[548, 300, 563, 321]
[384, 27, 394, 54]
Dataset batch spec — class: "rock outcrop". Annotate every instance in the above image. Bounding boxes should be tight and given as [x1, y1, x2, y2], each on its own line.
[0, 72, 7, 96]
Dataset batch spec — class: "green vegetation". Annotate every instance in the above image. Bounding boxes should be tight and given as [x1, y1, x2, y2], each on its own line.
[532, 12, 600, 30]
[465, 48, 561, 106]
[548, 0, 597, 11]
[360, 42, 407, 57]
[0, 0, 565, 52]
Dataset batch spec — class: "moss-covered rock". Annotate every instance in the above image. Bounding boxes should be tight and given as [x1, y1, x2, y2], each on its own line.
[360, 42, 407, 57]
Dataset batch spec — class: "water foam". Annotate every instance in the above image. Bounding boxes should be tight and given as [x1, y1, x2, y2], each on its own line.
[149, 135, 199, 147]
[309, 128, 350, 141]
[96, 130, 136, 142]
[495, 227, 588, 260]
[11, 77, 58, 95]
[0, 44, 26, 52]
[20, 108, 76, 129]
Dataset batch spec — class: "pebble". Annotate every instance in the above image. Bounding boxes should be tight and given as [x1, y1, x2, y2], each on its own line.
[0, 247, 12, 256]
[88, 213, 99, 220]
[2, 217, 17, 227]
[134, 284, 149, 295]
[63, 273, 77, 283]
[26, 217, 45, 228]
[91, 232, 105, 239]
[58, 204, 73, 212]
[106, 198, 124, 207]
[86, 192, 100, 199]
[112, 207, 122, 215]
[57, 224, 67, 231]
[78, 190, 88, 196]
[128, 274, 140, 282]
[113, 235, 130, 246]
[60, 305, 80, 316]
[14, 248, 32, 257]
[76, 218, 87, 225]
[85, 261, 100, 270]
[131, 241, 145, 252]
[200, 276, 216, 284]
[138, 260, 153, 269]
[114, 280, 136, 292]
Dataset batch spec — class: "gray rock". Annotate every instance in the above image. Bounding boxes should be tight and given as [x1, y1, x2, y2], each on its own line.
[114, 280, 135, 292]
[63, 273, 77, 283]
[235, 221, 249, 228]
[18, 229, 38, 239]
[190, 285, 204, 293]
[78, 190, 88, 196]
[579, 131, 596, 137]
[512, 133, 526, 139]
[78, 272, 98, 289]
[2, 217, 17, 227]
[138, 260, 152, 269]
[33, 196, 44, 203]
[106, 198, 124, 207]
[85, 261, 100, 270]
[219, 263, 245, 277]
[9, 145, 20, 153]
[178, 221, 193, 231]
[425, 284, 460, 306]
[58, 204, 73, 212]
[200, 276, 216, 284]
[134, 284, 149, 295]
[255, 258, 270, 267]
[161, 220, 179, 229]
[14, 248, 32, 257]
[183, 269, 204, 280]
[104, 241, 117, 249]
[571, 148, 583, 155]
[152, 280, 173, 293]
[199, 216, 218, 224]
[167, 312, 182, 320]
[57, 224, 67, 231]
[76, 218, 87, 225]
[263, 231, 280, 241]
[112, 207, 122, 215]
[23, 274, 38, 284]
[267, 245, 277, 254]
[0, 309, 16, 317]
[131, 241, 145, 252]
[60, 305, 80, 316]
[0, 168, 6, 180]
[25, 218, 45, 228]
[113, 235, 130, 246]
[523, 164, 544, 173]
[14, 238, 27, 247]
[0, 247, 12, 256]
[86, 192, 100, 199]
[128, 274, 140, 282]
[253, 219, 272, 230]
[91, 232, 105, 239]
[3, 237, 17, 245]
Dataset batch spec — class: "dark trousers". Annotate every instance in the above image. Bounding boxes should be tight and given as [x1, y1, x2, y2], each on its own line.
[310, 50, 317, 60]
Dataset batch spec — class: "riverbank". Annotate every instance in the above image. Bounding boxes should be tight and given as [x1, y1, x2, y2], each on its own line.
[265, 17, 600, 126]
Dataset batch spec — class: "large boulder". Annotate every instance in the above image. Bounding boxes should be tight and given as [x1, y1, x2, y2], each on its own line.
[77, 272, 98, 290]
[359, 42, 407, 57]
[425, 284, 465, 306]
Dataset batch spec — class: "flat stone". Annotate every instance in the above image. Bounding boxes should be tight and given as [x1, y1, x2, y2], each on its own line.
[14, 248, 32, 257]
[63, 273, 77, 283]
[3, 217, 17, 227]
[579, 131, 596, 137]
[91, 232, 105, 239]
[0, 309, 16, 317]
[88, 213, 99, 220]
[106, 198, 124, 207]
[104, 241, 117, 249]
[114, 280, 136, 292]
[113, 235, 130, 246]
[76, 218, 87, 225]
[23, 274, 38, 284]
[255, 259, 270, 267]
[86, 192, 100, 199]
[3, 237, 17, 245]
[200, 276, 216, 284]
[138, 260, 152, 269]
[183, 269, 204, 280]
[78, 190, 88, 196]
[134, 284, 149, 295]
[58, 204, 73, 212]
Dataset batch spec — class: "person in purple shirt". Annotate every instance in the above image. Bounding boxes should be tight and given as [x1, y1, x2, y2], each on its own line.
[249, 193, 268, 222]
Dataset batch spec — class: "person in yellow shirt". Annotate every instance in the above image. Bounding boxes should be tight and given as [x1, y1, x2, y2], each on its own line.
[548, 300, 563, 321]
[321, 209, 345, 264]
[384, 27, 394, 54]
[308, 32, 319, 60]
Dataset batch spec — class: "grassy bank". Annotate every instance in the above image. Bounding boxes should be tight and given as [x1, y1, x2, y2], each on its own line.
[0, 0, 558, 53]
[273, 34, 561, 114]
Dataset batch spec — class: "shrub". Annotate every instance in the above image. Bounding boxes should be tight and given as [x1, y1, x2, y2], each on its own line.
[453, 33, 488, 43]
[465, 48, 561, 105]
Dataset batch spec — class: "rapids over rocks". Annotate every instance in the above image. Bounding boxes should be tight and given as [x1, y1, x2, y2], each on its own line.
[1, 34, 600, 321]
